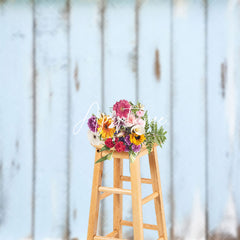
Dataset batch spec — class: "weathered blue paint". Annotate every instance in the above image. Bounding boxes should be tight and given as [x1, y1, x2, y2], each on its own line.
[138, 0, 171, 239]
[34, 0, 69, 239]
[172, 0, 206, 239]
[69, 0, 102, 239]
[0, 0, 240, 239]
[0, 1, 33, 240]
[207, 0, 230, 237]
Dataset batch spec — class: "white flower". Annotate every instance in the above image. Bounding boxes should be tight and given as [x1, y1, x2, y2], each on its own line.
[131, 125, 145, 135]
[87, 130, 103, 146]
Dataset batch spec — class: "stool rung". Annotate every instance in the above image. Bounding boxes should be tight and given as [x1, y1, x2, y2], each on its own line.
[99, 186, 131, 195]
[105, 230, 117, 237]
[120, 175, 152, 184]
[100, 192, 112, 200]
[121, 220, 159, 231]
[142, 192, 159, 205]
[94, 236, 127, 240]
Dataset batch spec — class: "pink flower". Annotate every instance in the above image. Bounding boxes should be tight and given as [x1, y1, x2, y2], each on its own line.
[113, 99, 131, 118]
[136, 118, 145, 126]
[125, 113, 136, 127]
[136, 110, 144, 117]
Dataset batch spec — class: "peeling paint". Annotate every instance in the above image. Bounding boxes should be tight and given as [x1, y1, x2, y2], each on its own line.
[15, 140, 19, 153]
[209, 232, 236, 240]
[61, 0, 70, 21]
[238, 225, 240, 239]
[221, 61, 227, 98]
[73, 208, 77, 220]
[129, 51, 137, 73]
[74, 64, 80, 91]
[154, 49, 161, 81]
[0, 0, 6, 5]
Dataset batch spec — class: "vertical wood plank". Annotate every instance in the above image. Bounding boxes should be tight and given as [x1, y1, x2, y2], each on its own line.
[69, 0, 102, 239]
[228, 2, 240, 238]
[0, 1, 33, 239]
[104, 0, 137, 105]
[138, 0, 171, 238]
[208, 0, 240, 238]
[103, 0, 137, 237]
[34, 0, 69, 239]
[172, 0, 206, 239]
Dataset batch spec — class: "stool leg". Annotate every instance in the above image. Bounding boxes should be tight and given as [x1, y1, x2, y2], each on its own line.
[113, 158, 123, 237]
[149, 147, 168, 240]
[87, 150, 104, 240]
[130, 157, 144, 240]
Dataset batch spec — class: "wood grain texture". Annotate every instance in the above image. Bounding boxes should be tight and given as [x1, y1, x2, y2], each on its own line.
[113, 158, 123, 237]
[149, 147, 168, 239]
[138, 0, 171, 238]
[34, 0, 69, 239]
[1, 1, 240, 239]
[0, 1, 33, 239]
[172, 0, 206, 239]
[130, 157, 144, 240]
[208, 0, 240, 239]
[69, 0, 102, 239]
[87, 151, 104, 240]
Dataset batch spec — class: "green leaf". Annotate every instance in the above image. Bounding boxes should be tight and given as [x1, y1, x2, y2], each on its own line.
[95, 152, 113, 164]
[99, 145, 110, 152]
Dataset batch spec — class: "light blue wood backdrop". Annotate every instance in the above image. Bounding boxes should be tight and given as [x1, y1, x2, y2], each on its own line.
[0, 0, 240, 240]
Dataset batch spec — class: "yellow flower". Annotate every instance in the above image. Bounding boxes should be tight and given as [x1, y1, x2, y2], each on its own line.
[97, 115, 115, 139]
[129, 132, 146, 145]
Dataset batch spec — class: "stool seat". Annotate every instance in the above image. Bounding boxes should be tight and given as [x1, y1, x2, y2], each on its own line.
[87, 145, 168, 240]
[93, 143, 158, 159]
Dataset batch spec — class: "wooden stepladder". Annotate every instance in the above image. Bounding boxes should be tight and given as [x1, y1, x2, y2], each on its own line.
[87, 145, 168, 240]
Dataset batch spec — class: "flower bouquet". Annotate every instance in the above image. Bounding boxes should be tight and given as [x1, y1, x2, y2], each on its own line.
[87, 100, 167, 163]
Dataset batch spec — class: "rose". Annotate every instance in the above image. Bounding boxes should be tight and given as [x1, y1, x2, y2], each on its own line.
[131, 125, 145, 135]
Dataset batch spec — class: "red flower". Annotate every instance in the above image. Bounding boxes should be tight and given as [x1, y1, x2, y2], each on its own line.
[115, 141, 125, 152]
[105, 138, 115, 148]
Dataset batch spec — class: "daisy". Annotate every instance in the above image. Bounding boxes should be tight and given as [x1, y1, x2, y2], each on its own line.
[87, 130, 103, 146]
[97, 115, 115, 139]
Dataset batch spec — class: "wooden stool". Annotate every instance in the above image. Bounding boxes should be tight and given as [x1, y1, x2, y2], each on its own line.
[87, 145, 168, 240]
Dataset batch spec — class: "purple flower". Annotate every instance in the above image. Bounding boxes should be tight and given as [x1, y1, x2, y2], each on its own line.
[132, 144, 141, 153]
[124, 145, 130, 152]
[88, 115, 98, 132]
[125, 135, 131, 146]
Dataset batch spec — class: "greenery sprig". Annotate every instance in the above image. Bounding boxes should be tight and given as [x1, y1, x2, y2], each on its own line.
[144, 114, 167, 154]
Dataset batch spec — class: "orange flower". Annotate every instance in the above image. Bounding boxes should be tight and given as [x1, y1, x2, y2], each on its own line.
[97, 115, 115, 139]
